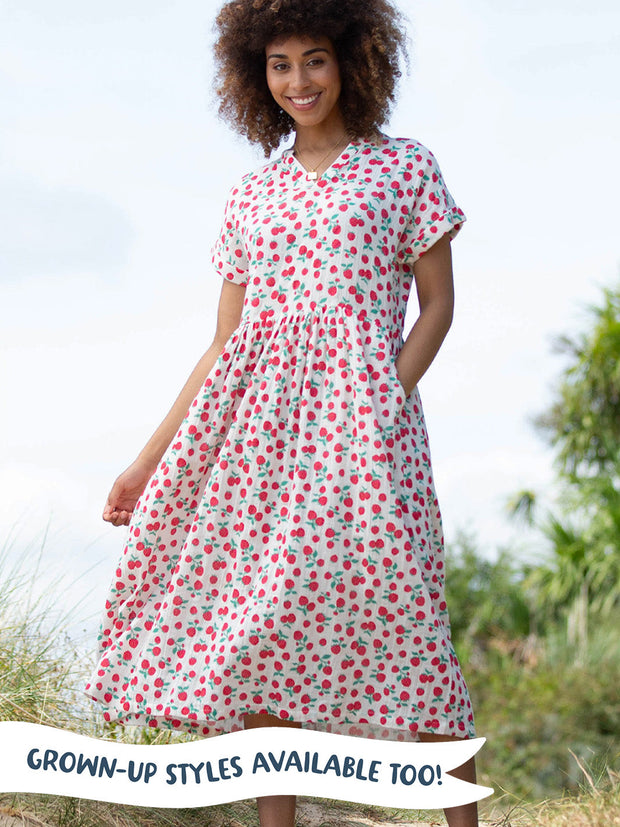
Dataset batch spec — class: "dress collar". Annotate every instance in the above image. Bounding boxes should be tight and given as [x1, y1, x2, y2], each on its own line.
[279, 134, 387, 183]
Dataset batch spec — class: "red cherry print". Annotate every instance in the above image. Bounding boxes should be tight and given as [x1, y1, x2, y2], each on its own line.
[84, 135, 473, 745]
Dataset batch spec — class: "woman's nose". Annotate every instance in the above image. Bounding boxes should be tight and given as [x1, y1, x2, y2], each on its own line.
[289, 66, 311, 91]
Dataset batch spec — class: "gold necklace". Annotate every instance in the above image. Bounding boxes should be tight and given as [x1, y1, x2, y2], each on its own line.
[293, 132, 350, 181]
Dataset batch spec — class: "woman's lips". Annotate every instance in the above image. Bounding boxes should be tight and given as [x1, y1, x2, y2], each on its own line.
[286, 92, 321, 110]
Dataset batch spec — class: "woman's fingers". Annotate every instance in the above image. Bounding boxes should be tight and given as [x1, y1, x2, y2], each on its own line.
[103, 503, 133, 526]
[110, 511, 131, 527]
[102, 459, 155, 526]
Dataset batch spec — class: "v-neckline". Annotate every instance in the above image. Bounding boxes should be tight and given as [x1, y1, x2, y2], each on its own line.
[283, 138, 360, 182]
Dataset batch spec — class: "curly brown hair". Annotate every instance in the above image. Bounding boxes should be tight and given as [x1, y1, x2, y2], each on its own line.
[213, 0, 409, 156]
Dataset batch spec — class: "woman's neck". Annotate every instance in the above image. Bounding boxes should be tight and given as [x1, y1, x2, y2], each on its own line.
[293, 111, 349, 154]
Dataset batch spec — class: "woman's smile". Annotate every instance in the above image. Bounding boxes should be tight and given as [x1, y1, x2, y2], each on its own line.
[288, 92, 320, 106]
[265, 35, 343, 131]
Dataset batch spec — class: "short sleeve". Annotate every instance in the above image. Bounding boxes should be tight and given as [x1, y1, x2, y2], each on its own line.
[210, 185, 249, 286]
[397, 145, 466, 266]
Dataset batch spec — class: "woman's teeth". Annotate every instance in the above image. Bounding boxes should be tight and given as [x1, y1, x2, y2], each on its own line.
[290, 94, 319, 104]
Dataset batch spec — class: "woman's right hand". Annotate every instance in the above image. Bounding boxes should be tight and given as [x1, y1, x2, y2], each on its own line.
[102, 458, 158, 527]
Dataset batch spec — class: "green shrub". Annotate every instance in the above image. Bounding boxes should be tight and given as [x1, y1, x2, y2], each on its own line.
[465, 623, 620, 800]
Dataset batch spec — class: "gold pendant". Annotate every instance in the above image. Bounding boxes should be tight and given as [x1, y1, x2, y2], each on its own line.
[307, 170, 318, 181]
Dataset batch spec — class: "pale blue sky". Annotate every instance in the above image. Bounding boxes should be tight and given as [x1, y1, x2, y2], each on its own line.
[1, 0, 619, 638]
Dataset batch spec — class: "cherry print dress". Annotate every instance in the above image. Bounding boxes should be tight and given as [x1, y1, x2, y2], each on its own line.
[85, 134, 476, 742]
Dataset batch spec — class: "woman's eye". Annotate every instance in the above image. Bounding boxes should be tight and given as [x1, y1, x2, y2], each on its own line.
[273, 63, 288, 71]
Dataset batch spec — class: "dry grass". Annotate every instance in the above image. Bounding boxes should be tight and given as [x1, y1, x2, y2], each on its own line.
[2, 782, 619, 827]
[0, 792, 450, 827]
[0, 531, 96, 732]
[0, 795, 261, 827]
[481, 766, 620, 827]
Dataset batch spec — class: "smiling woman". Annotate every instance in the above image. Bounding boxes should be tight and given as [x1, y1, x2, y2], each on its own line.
[84, 1, 479, 826]
[213, 0, 407, 155]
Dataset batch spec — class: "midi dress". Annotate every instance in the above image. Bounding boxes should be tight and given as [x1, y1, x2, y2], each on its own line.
[85, 133, 476, 743]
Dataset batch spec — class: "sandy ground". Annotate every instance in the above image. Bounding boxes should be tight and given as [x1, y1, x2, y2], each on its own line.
[297, 800, 450, 825]
[299, 800, 494, 827]
[0, 802, 496, 827]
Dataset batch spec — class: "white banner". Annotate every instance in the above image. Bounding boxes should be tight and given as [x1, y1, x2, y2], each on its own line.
[0, 722, 493, 809]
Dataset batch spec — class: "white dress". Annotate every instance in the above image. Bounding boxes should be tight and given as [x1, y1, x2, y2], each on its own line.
[85, 133, 475, 743]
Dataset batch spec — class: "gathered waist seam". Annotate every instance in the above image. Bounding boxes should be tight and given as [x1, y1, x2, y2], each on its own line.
[238, 301, 397, 333]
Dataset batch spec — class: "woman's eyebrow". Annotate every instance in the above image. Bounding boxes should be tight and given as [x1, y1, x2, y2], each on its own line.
[266, 47, 329, 60]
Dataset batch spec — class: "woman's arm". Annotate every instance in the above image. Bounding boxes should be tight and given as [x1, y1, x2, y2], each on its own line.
[394, 234, 455, 396]
[103, 278, 246, 526]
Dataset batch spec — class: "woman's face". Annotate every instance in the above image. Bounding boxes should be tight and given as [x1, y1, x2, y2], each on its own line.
[265, 34, 342, 130]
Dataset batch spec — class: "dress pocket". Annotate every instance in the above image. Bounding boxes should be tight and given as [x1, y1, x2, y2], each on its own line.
[392, 364, 408, 398]
[382, 359, 408, 429]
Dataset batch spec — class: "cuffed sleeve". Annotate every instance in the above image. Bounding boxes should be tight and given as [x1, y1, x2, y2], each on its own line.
[396, 145, 466, 266]
[211, 185, 249, 286]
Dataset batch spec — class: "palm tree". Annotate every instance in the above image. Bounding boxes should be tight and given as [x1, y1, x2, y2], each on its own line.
[535, 285, 620, 482]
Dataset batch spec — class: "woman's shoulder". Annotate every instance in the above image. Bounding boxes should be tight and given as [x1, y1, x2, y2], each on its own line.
[373, 132, 441, 164]
[224, 154, 285, 198]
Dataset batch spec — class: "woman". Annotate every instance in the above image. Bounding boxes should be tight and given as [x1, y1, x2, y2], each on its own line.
[86, 0, 479, 825]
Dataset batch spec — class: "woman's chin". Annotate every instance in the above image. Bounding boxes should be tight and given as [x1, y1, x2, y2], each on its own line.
[288, 106, 344, 133]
